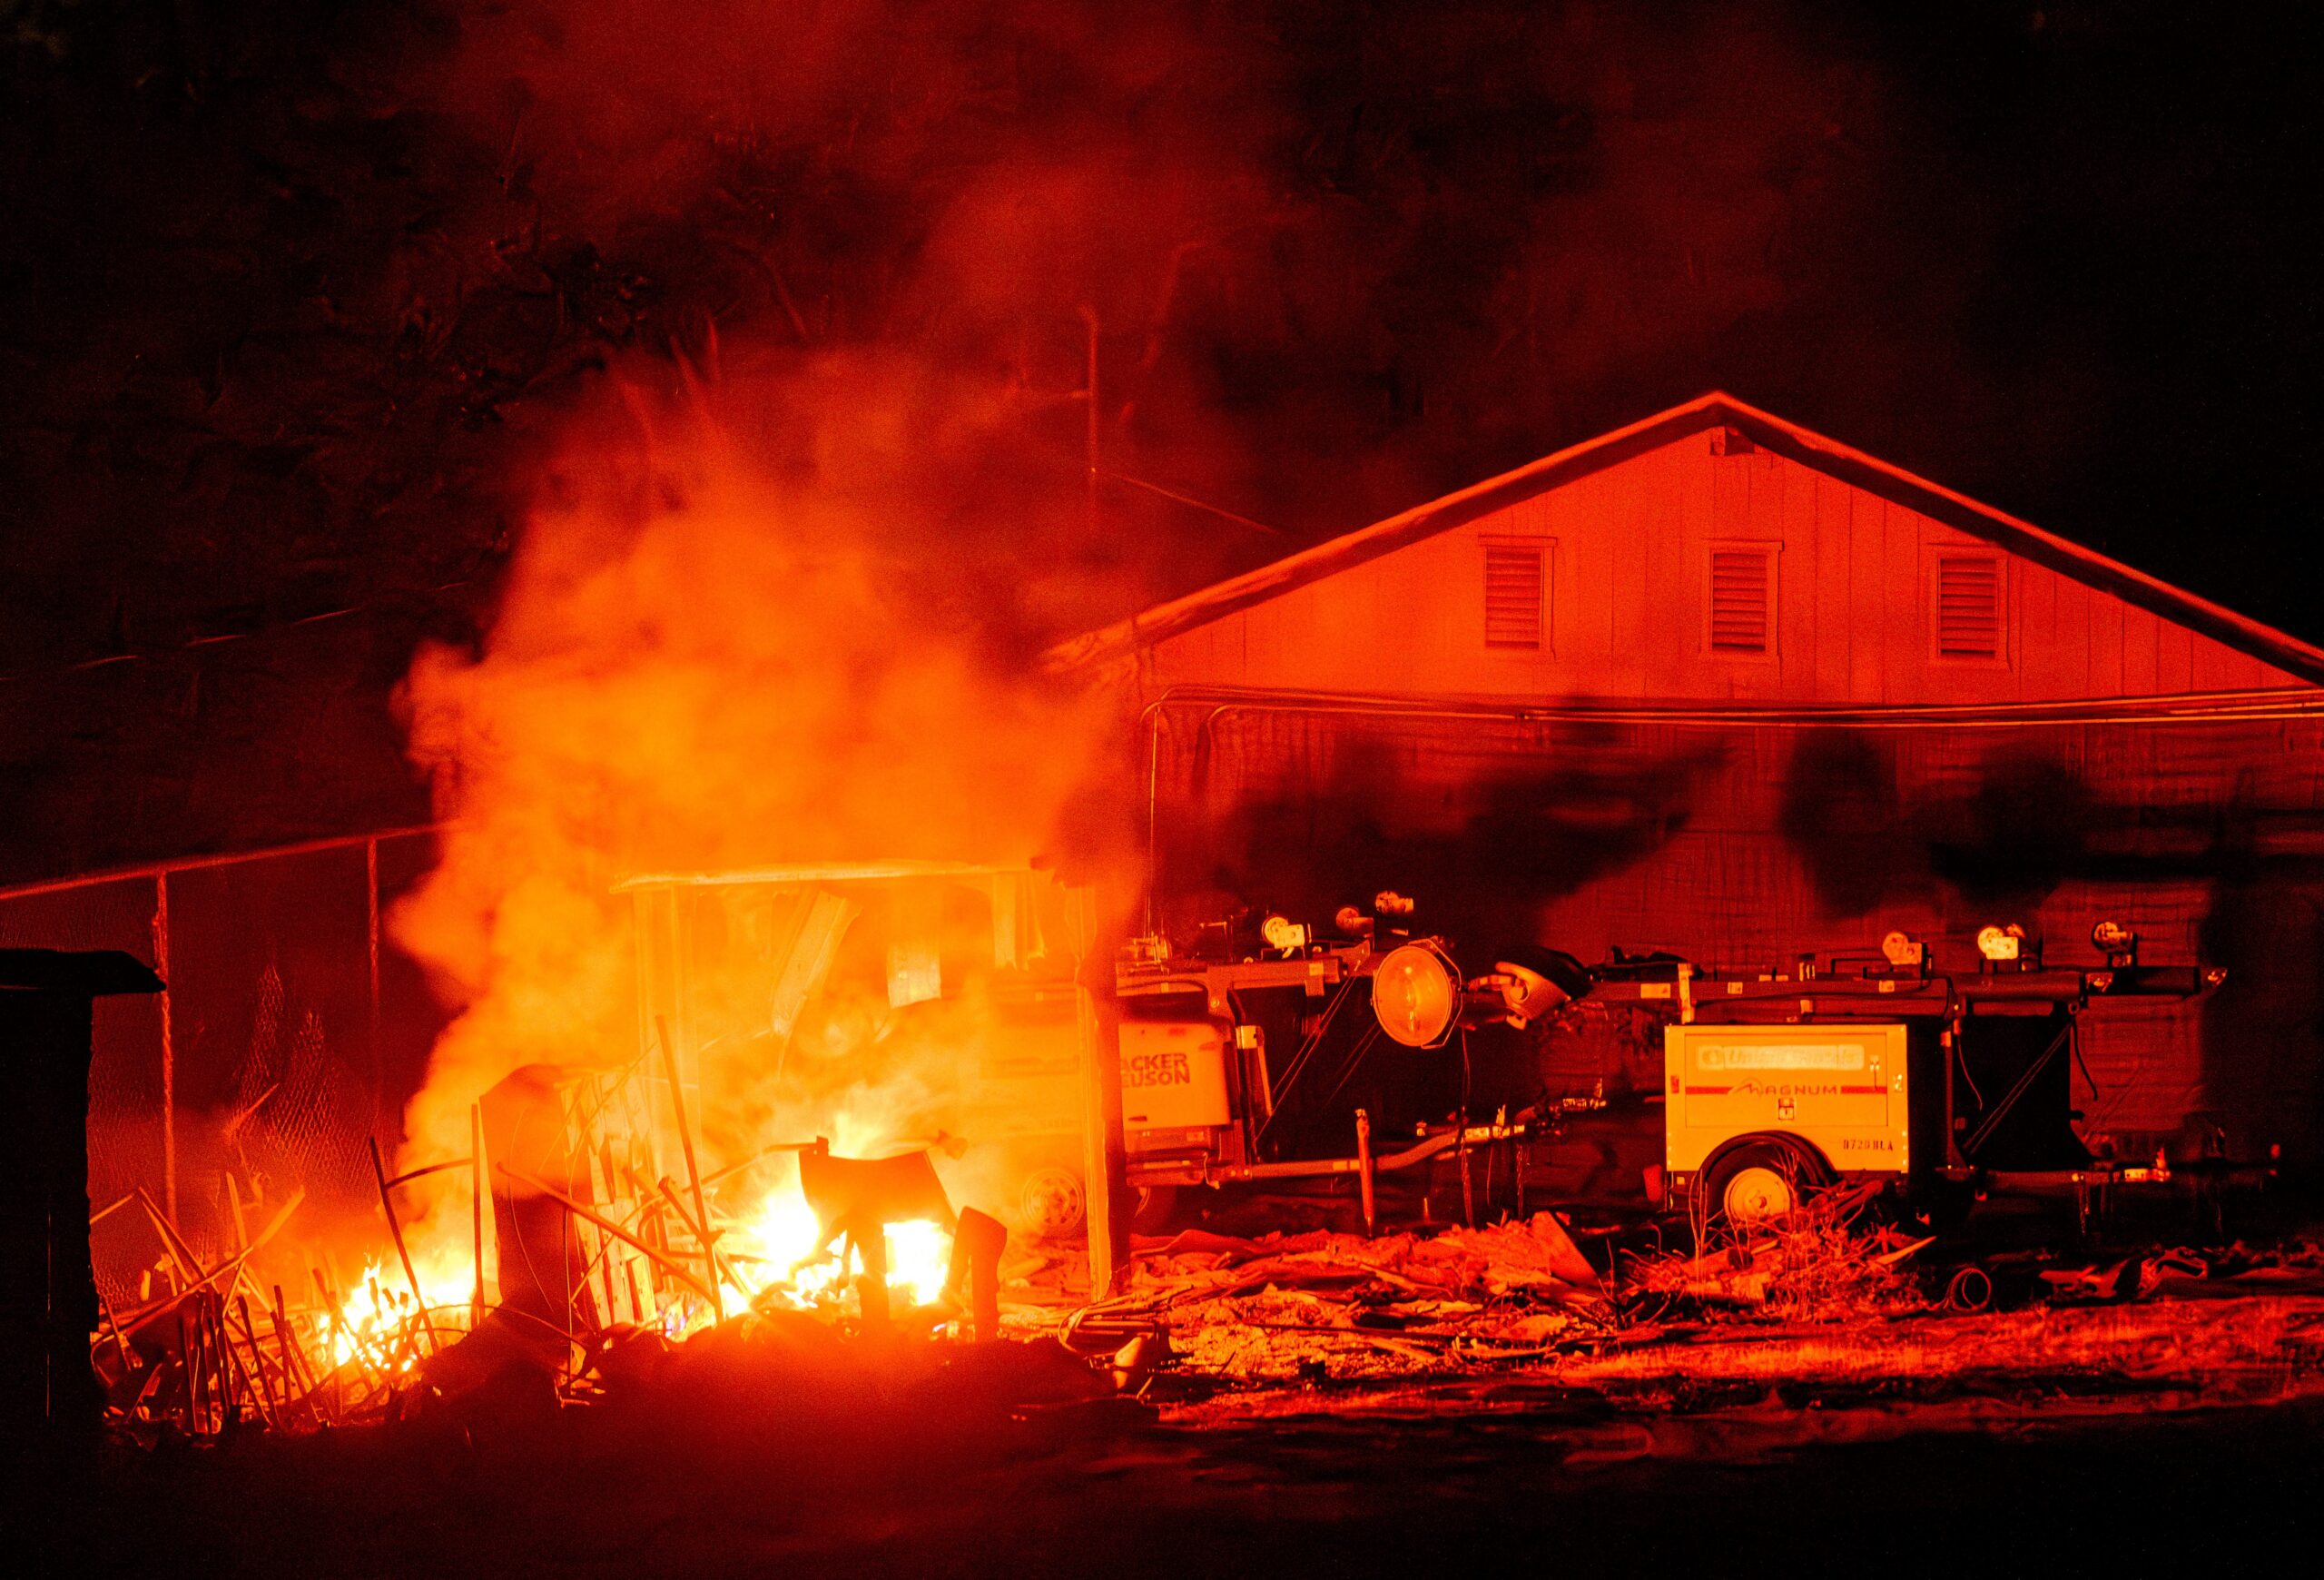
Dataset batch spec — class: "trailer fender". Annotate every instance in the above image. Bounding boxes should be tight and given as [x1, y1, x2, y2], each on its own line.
[1695, 1131, 1835, 1222]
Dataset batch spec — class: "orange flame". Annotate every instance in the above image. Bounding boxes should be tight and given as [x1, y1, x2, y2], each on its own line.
[382, 353, 1128, 1321]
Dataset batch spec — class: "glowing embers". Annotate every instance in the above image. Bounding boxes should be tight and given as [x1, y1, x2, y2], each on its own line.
[323, 1253, 475, 1372]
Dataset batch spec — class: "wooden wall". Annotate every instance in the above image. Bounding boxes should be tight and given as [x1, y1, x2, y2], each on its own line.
[1125, 435, 2324, 1159]
[1147, 707, 2324, 1159]
[1144, 430, 2308, 704]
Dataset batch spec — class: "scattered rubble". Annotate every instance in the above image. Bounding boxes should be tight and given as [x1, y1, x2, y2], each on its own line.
[1625, 1203, 1930, 1318]
[1066, 1213, 1617, 1381]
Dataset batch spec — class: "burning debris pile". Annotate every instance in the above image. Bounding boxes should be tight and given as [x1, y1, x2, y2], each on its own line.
[87, 1180, 466, 1440]
[84, 1032, 1098, 1444]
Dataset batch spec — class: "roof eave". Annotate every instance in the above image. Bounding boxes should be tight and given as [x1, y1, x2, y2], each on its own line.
[1047, 392, 2324, 690]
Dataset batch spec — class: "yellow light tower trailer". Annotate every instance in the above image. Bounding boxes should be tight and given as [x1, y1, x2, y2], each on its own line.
[1099, 903, 2221, 1239]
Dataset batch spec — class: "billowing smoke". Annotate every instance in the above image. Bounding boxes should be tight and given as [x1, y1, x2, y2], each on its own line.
[7, 1, 2316, 904]
[390, 345, 1123, 1165]
[379, 0, 1908, 1172]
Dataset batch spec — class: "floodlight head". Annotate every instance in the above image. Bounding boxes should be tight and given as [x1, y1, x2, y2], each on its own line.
[1261, 914, 1310, 952]
[1491, 945, 1593, 1022]
[1371, 942, 1461, 1048]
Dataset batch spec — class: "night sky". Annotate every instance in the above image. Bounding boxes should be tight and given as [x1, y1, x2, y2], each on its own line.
[2, 1, 2316, 884]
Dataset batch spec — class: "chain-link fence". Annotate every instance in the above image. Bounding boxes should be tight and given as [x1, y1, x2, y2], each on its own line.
[0, 830, 450, 1305]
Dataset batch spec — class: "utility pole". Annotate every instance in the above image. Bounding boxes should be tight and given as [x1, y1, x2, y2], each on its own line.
[1078, 304, 1099, 534]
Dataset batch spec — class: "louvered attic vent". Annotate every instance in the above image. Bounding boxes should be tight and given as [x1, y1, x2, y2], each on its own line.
[1483, 542, 1543, 648]
[1708, 548, 1772, 653]
[1936, 556, 2002, 657]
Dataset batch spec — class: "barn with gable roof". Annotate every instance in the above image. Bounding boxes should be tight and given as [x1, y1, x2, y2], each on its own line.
[1058, 393, 2324, 1167]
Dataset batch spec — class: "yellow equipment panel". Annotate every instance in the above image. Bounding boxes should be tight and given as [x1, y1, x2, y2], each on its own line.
[1119, 1020, 1234, 1131]
[1665, 1023, 1909, 1177]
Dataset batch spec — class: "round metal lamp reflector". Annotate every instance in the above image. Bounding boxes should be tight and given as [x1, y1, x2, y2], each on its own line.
[1373, 943, 1459, 1047]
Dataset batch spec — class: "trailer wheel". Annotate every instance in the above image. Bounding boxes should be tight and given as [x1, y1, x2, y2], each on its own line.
[1019, 1167, 1087, 1239]
[1701, 1138, 1825, 1226]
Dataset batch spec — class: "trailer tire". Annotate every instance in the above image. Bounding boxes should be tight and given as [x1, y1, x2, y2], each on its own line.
[1700, 1137, 1828, 1227]
[1019, 1167, 1088, 1239]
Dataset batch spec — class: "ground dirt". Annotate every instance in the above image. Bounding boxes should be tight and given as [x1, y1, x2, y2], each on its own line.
[17, 1274, 2324, 1578]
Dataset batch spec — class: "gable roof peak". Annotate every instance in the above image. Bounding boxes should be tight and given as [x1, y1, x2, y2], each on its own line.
[1049, 392, 2324, 687]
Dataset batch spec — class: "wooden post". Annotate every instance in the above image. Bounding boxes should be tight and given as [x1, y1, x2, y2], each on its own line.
[1071, 892, 1129, 1298]
[469, 1103, 487, 1328]
[367, 1137, 434, 1353]
[1355, 1109, 1377, 1237]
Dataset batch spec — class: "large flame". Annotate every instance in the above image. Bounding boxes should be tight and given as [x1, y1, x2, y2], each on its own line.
[379, 353, 1129, 1330]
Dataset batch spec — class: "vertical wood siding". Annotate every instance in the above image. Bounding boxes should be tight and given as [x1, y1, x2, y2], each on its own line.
[1146, 431, 2307, 703]
[1149, 709, 2324, 1145]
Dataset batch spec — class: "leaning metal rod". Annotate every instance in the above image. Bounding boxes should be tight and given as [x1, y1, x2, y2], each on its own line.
[1203, 1120, 1527, 1182]
[234, 1293, 285, 1429]
[270, 1284, 321, 1423]
[493, 1162, 717, 1301]
[382, 1158, 471, 1190]
[1961, 1020, 2076, 1160]
[127, 1186, 305, 1328]
[653, 1175, 747, 1293]
[655, 1014, 724, 1321]
[108, 1248, 260, 1340]
[368, 1136, 438, 1353]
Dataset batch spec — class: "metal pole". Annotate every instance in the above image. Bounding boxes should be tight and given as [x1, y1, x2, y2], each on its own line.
[1078, 304, 1099, 533]
[1355, 1109, 1376, 1237]
[366, 837, 381, 1126]
[368, 1137, 435, 1353]
[154, 871, 176, 1224]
